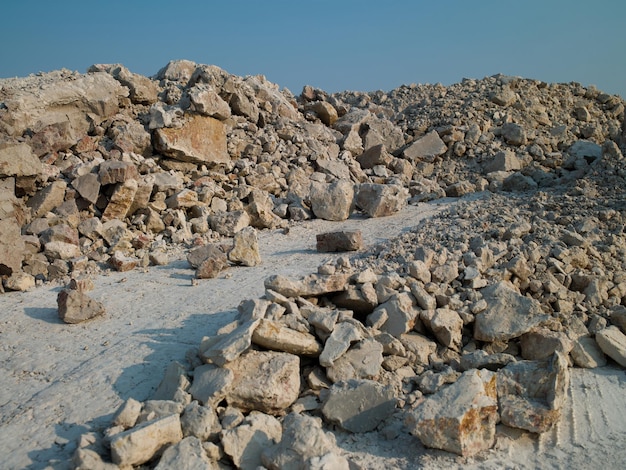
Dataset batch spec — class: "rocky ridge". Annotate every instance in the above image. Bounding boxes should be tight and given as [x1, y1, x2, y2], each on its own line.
[1, 60, 626, 468]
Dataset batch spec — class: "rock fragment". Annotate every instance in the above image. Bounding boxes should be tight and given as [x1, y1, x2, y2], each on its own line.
[595, 326, 626, 367]
[316, 230, 363, 252]
[57, 288, 106, 324]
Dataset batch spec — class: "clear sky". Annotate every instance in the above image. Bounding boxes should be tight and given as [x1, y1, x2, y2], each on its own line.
[1, 1, 625, 98]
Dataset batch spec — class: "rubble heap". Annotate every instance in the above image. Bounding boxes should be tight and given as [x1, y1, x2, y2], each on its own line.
[1, 60, 626, 467]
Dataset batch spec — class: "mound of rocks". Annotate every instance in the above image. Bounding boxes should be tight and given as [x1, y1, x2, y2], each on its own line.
[2, 60, 626, 467]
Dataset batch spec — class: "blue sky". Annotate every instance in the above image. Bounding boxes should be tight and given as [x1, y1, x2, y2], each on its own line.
[1, 1, 625, 98]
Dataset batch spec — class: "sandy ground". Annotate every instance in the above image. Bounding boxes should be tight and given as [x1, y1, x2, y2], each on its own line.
[1, 198, 625, 470]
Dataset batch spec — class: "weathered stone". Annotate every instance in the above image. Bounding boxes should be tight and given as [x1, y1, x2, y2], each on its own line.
[331, 285, 377, 315]
[112, 398, 142, 429]
[0, 142, 43, 177]
[57, 288, 106, 324]
[415, 367, 462, 395]
[165, 188, 199, 209]
[501, 122, 527, 146]
[316, 230, 363, 252]
[108, 250, 139, 272]
[0, 218, 25, 275]
[570, 337, 607, 368]
[224, 350, 300, 414]
[264, 272, 350, 298]
[180, 401, 221, 441]
[403, 130, 447, 161]
[369, 292, 419, 338]
[252, 318, 322, 356]
[474, 281, 549, 342]
[408, 260, 431, 284]
[405, 369, 498, 457]
[71, 173, 100, 204]
[228, 226, 261, 266]
[595, 326, 626, 367]
[497, 352, 569, 433]
[326, 338, 383, 383]
[410, 283, 436, 310]
[306, 101, 338, 126]
[428, 308, 463, 351]
[356, 183, 408, 217]
[72, 448, 119, 470]
[502, 172, 538, 191]
[138, 400, 185, 424]
[262, 413, 343, 470]
[102, 179, 138, 221]
[98, 160, 138, 186]
[199, 319, 259, 366]
[152, 361, 190, 401]
[154, 114, 229, 165]
[221, 412, 282, 470]
[321, 379, 396, 433]
[309, 180, 354, 221]
[490, 86, 517, 106]
[209, 210, 250, 236]
[520, 328, 573, 360]
[187, 364, 233, 407]
[356, 144, 393, 170]
[245, 188, 283, 229]
[400, 333, 437, 365]
[110, 414, 183, 467]
[459, 350, 517, 371]
[26, 180, 67, 218]
[154, 436, 215, 470]
[188, 83, 231, 119]
[4, 271, 35, 292]
[319, 321, 363, 367]
[567, 139, 602, 159]
[483, 149, 522, 173]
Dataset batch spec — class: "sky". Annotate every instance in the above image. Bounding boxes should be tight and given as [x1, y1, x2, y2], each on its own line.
[1, 1, 625, 98]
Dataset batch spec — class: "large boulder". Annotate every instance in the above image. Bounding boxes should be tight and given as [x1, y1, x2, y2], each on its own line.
[309, 180, 354, 221]
[356, 183, 408, 217]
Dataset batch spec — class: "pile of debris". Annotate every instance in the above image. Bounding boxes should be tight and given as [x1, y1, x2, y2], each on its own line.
[1, 59, 626, 468]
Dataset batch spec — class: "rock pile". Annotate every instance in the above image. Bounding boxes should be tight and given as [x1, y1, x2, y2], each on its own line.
[2, 60, 626, 467]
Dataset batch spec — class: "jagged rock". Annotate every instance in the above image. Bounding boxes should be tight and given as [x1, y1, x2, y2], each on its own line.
[187, 364, 233, 407]
[309, 180, 354, 221]
[520, 328, 573, 360]
[400, 333, 437, 365]
[369, 292, 419, 338]
[26, 180, 67, 218]
[102, 179, 138, 221]
[318, 321, 363, 367]
[501, 122, 527, 146]
[483, 149, 522, 173]
[209, 210, 250, 236]
[0, 218, 25, 275]
[180, 401, 221, 441]
[405, 369, 498, 457]
[165, 188, 199, 209]
[595, 326, 626, 367]
[224, 350, 300, 414]
[154, 436, 216, 470]
[199, 319, 260, 366]
[570, 337, 607, 368]
[356, 144, 393, 169]
[109, 414, 183, 467]
[188, 83, 231, 119]
[331, 285, 377, 315]
[98, 160, 138, 186]
[321, 379, 396, 433]
[326, 338, 383, 382]
[497, 352, 569, 433]
[316, 230, 363, 252]
[221, 412, 282, 470]
[71, 173, 100, 204]
[252, 318, 322, 356]
[356, 183, 408, 217]
[57, 288, 106, 324]
[0, 142, 42, 177]
[153, 362, 190, 401]
[460, 350, 517, 371]
[416, 367, 462, 394]
[426, 308, 463, 351]
[228, 226, 261, 266]
[4, 271, 35, 292]
[108, 250, 139, 272]
[262, 412, 346, 470]
[138, 400, 185, 424]
[306, 101, 338, 126]
[474, 281, 549, 342]
[154, 114, 229, 165]
[112, 398, 142, 429]
[403, 130, 447, 161]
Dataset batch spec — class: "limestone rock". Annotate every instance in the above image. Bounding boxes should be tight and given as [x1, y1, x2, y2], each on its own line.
[102, 179, 138, 221]
[4, 271, 35, 292]
[483, 149, 522, 173]
[318, 321, 363, 367]
[321, 379, 396, 433]
[309, 180, 354, 221]
[262, 413, 344, 470]
[71, 173, 100, 204]
[316, 230, 363, 252]
[57, 288, 106, 324]
[154, 115, 229, 165]
[154, 436, 216, 470]
[188, 83, 231, 119]
[26, 180, 67, 218]
[570, 337, 607, 368]
[264, 272, 350, 298]
[596, 326, 626, 367]
[110, 414, 183, 467]
[306, 101, 338, 126]
[403, 130, 447, 161]
[252, 318, 322, 356]
[501, 122, 527, 146]
[187, 364, 233, 407]
[497, 352, 569, 433]
[108, 250, 139, 272]
[326, 338, 383, 383]
[405, 369, 498, 457]
[98, 160, 138, 186]
[224, 350, 300, 414]
[221, 412, 282, 470]
[474, 281, 549, 342]
[0, 142, 42, 177]
[369, 292, 419, 338]
[520, 328, 573, 360]
[199, 319, 259, 366]
[356, 183, 408, 217]
[228, 226, 261, 266]
[112, 398, 142, 429]
[180, 401, 221, 441]
[152, 361, 190, 401]
[0, 218, 25, 275]
[209, 210, 250, 236]
[429, 308, 463, 351]
[356, 144, 393, 169]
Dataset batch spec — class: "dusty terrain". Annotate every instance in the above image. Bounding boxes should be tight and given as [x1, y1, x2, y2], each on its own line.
[2, 198, 626, 469]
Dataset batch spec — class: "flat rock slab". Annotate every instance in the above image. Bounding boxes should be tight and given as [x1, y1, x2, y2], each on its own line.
[321, 379, 396, 433]
[596, 326, 626, 367]
[252, 318, 322, 356]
